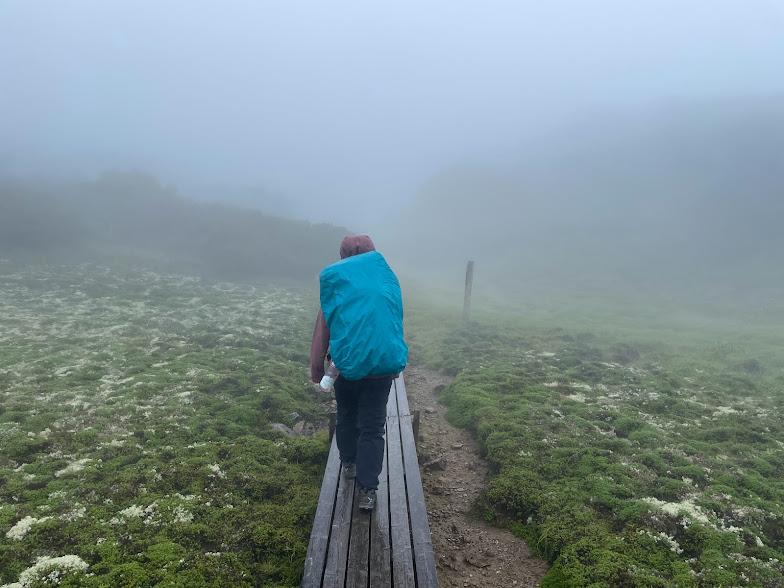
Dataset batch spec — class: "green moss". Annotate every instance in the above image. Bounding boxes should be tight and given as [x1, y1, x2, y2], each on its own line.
[409, 302, 784, 587]
[0, 264, 328, 587]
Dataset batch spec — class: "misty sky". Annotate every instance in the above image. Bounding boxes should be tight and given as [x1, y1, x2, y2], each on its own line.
[2, 1, 783, 226]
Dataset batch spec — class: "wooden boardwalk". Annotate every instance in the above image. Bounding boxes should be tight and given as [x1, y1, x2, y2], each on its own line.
[302, 374, 438, 587]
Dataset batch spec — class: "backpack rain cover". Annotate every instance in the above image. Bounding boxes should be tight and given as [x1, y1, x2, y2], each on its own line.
[319, 251, 408, 380]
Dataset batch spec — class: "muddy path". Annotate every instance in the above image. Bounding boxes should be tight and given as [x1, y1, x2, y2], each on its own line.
[405, 365, 548, 588]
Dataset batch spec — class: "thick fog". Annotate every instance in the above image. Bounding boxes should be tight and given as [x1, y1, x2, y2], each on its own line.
[2, 1, 783, 309]
[3, 1, 783, 222]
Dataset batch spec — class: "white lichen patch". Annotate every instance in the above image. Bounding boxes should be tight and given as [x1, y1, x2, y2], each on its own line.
[642, 496, 713, 527]
[6, 515, 53, 540]
[172, 505, 194, 523]
[14, 555, 89, 586]
[712, 406, 741, 417]
[638, 529, 684, 554]
[208, 463, 226, 479]
[176, 390, 193, 404]
[61, 505, 87, 522]
[118, 504, 145, 518]
[55, 458, 92, 478]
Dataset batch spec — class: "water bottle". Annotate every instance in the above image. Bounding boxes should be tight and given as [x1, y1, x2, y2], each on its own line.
[319, 362, 340, 391]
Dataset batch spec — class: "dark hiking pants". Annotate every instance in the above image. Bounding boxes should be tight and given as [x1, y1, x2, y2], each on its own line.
[334, 375, 393, 490]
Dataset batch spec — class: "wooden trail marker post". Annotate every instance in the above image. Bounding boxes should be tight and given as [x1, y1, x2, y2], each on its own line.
[462, 260, 474, 323]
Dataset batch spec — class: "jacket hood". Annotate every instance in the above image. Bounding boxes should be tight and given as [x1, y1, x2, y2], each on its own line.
[339, 234, 376, 259]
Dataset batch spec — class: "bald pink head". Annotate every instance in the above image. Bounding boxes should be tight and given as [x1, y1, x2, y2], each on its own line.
[339, 234, 376, 259]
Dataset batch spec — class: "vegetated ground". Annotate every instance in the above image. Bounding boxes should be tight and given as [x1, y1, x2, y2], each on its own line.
[0, 261, 330, 587]
[405, 365, 548, 587]
[405, 299, 784, 588]
[4, 259, 784, 588]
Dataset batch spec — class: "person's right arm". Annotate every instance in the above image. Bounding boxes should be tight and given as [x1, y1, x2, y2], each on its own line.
[309, 309, 330, 383]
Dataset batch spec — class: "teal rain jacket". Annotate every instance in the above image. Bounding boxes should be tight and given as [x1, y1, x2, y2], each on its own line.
[319, 250, 408, 380]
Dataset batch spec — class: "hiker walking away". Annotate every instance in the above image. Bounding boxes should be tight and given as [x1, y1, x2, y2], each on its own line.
[310, 235, 408, 511]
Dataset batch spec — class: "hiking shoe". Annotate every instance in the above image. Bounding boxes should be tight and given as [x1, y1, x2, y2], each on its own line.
[358, 487, 376, 512]
[342, 462, 356, 479]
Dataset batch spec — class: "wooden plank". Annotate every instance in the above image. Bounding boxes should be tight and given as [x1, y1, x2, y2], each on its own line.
[387, 378, 398, 417]
[323, 465, 355, 587]
[345, 483, 371, 588]
[400, 413, 439, 587]
[387, 412, 415, 587]
[369, 422, 391, 588]
[394, 376, 411, 416]
[301, 435, 341, 588]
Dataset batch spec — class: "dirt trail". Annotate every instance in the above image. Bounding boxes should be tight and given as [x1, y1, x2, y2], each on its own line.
[405, 365, 548, 588]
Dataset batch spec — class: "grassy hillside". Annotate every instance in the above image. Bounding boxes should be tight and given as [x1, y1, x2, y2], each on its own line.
[0, 262, 328, 587]
[407, 300, 784, 587]
[387, 98, 784, 303]
[0, 173, 347, 281]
